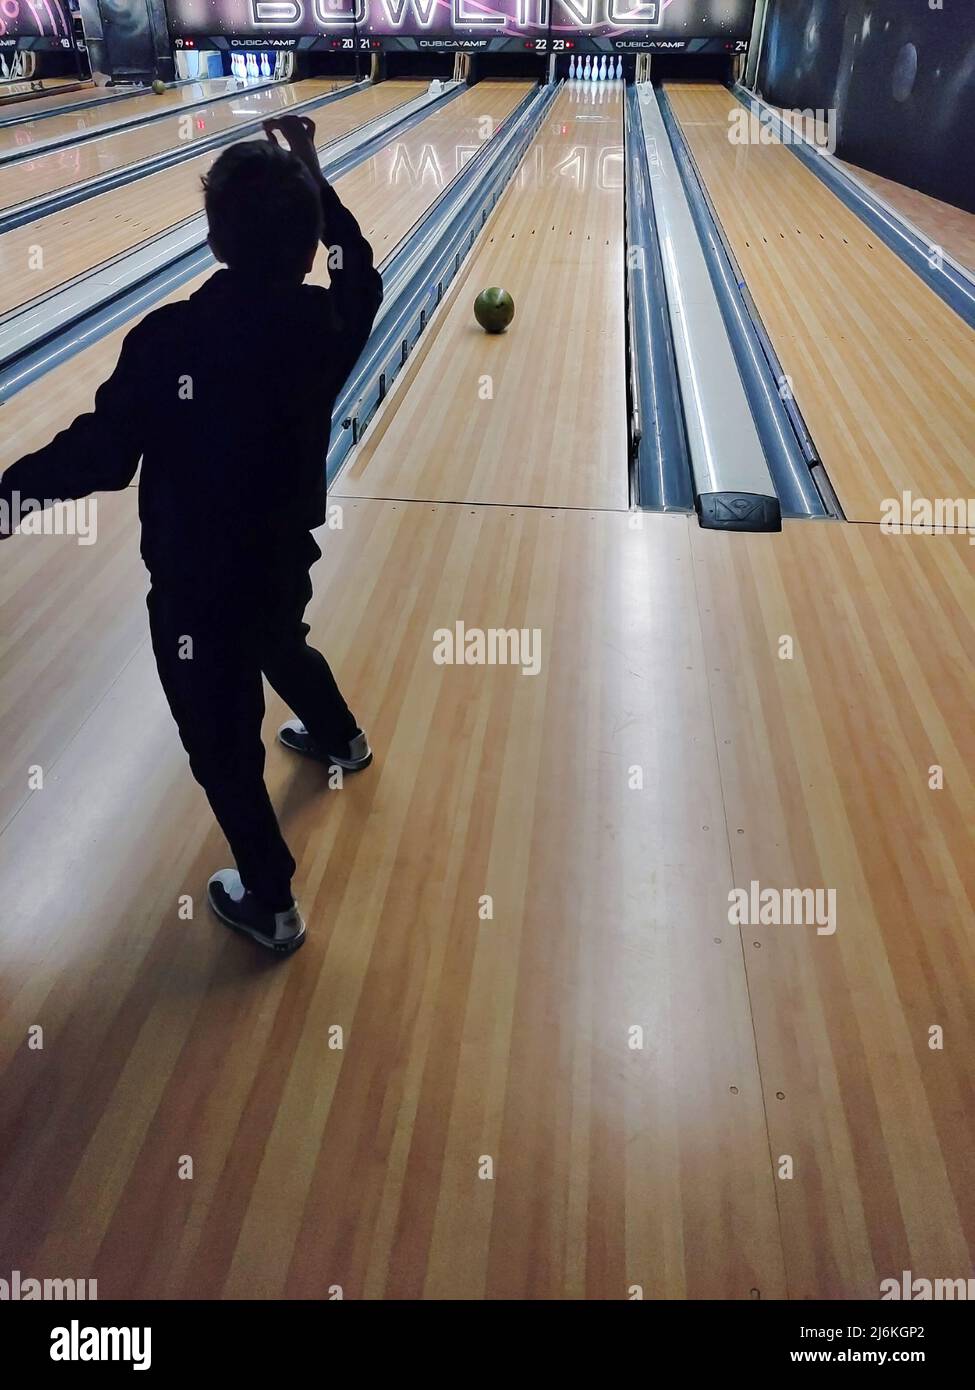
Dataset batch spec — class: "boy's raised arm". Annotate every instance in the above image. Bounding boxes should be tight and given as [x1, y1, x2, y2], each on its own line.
[318, 174, 384, 359]
[0, 322, 147, 537]
[263, 116, 384, 374]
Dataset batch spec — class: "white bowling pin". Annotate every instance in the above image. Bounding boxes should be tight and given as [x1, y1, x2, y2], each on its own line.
[568, 56, 575, 80]
[601, 56, 608, 81]
[616, 56, 623, 81]
[582, 55, 591, 81]
[261, 53, 270, 78]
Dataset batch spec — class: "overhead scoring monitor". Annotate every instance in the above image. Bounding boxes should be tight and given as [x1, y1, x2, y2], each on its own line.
[0, 0, 73, 50]
[166, 0, 757, 55]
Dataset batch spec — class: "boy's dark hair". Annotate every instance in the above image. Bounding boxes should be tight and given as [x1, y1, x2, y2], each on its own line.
[202, 140, 323, 280]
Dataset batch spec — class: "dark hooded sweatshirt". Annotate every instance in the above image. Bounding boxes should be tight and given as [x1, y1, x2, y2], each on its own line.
[0, 178, 383, 592]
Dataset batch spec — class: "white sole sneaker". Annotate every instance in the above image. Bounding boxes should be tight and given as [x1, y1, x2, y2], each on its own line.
[207, 869, 306, 956]
[278, 720, 373, 772]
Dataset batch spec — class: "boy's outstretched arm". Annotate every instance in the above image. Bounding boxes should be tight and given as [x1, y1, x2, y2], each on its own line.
[265, 116, 384, 377]
[0, 320, 148, 537]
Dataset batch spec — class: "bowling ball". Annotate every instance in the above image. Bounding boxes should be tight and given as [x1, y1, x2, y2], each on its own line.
[151, 79, 166, 95]
[474, 287, 514, 334]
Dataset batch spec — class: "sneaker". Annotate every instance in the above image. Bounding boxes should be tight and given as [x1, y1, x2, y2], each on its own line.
[207, 869, 306, 956]
[277, 720, 373, 772]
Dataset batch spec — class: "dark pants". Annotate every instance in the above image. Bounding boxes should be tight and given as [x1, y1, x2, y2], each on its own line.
[148, 535, 357, 910]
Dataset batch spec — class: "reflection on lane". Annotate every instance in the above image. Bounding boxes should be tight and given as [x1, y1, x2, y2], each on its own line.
[0, 77, 295, 157]
[0, 80, 362, 209]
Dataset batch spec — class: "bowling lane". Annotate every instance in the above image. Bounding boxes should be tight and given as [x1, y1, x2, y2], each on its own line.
[0, 77, 353, 213]
[338, 84, 629, 511]
[0, 497, 785, 1298]
[0, 82, 531, 471]
[665, 81, 975, 524]
[305, 81, 533, 273]
[0, 77, 274, 157]
[0, 82, 423, 316]
[688, 519, 975, 1295]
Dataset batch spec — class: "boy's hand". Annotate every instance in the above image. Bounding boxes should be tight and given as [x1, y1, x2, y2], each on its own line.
[263, 116, 323, 184]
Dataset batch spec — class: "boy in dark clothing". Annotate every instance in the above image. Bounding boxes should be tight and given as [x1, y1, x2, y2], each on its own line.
[0, 116, 383, 956]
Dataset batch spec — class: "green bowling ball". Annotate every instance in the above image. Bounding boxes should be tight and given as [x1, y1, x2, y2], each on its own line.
[474, 286, 515, 334]
[151, 79, 166, 95]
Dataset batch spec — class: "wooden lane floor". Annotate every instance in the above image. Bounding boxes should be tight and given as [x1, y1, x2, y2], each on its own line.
[689, 520, 975, 1296]
[1, 500, 972, 1294]
[0, 81, 425, 316]
[0, 77, 279, 158]
[665, 82, 975, 526]
[0, 77, 356, 213]
[0, 500, 783, 1298]
[339, 84, 629, 511]
[0, 81, 535, 829]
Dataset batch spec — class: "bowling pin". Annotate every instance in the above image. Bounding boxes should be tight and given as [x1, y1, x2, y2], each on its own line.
[582, 55, 591, 81]
[600, 56, 608, 81]
[568, 56, 575, 80]
[260, 53, 270, 78]
[616, 56, 623, 81]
